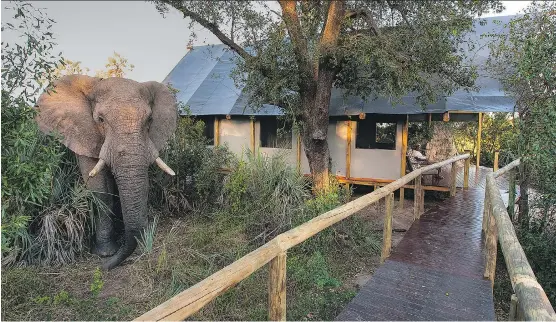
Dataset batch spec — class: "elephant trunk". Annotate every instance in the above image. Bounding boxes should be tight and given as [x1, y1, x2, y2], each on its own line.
[102, 148, 150, 270]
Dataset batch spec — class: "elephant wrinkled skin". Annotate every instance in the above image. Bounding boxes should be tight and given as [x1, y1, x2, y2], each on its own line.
[36, 75, 177, 270]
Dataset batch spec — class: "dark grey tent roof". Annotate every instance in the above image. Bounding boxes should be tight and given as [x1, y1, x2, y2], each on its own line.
[163, 15, 516, 116]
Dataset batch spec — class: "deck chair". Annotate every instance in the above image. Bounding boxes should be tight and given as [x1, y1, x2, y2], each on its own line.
[406, 154, 442, 186]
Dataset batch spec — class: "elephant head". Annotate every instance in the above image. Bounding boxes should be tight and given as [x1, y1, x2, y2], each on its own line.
[36, 75, 177, 269]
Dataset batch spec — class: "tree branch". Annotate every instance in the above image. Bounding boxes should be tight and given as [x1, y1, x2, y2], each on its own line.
[164, 0, 253, 60]
[320, 0, 345, 51]
[385, 0, 415, 32]
[345, 8, 381, 36]
[279, 0, 315, 90]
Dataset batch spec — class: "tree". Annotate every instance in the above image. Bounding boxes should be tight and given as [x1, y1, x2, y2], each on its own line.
[95, 51, 135, 78]
[488, 2, 556, 220]
[52, 59, 90, 79]
[155, 0, 503, 191]
[52, 53, 134, 79]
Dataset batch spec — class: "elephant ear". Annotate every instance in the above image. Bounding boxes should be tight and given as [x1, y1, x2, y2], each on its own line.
[36, 75, 103, 158]
[143, 81, 178, 151]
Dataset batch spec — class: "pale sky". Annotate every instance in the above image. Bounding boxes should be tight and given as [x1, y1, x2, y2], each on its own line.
[1, 1, 532, 83]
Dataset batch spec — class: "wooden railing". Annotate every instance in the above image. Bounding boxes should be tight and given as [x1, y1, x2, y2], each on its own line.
[135, 154, 470, 321]
[483, 159, 556, 321]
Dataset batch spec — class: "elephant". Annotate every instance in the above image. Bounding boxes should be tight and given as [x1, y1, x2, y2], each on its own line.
[36, 75, 177, 270]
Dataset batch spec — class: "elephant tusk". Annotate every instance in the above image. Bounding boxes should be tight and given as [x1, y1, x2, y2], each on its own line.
[155, 157, 175, 176]
[89, 159, 106, 177]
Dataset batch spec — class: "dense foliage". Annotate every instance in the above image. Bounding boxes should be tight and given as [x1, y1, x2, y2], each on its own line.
[1, 2, 74, 265]
[452, 112, 516, 167]
[150, 112, 233, 215]
[488, 2, 556, 306]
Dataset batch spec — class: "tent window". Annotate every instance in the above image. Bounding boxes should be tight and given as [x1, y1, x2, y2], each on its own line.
[260, 118, 292, 149]
[356, 120, 396, 150]
[197, 116, 214, 145]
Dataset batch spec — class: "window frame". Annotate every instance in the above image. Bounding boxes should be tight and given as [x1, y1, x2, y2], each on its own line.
[259, 117, 293, 149]
[197, 115, 215, 146]
[355, 117, 398, 150]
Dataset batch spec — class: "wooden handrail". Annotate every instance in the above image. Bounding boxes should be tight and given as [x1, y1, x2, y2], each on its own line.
[135, 153, 470, 321]
[484, 159, 556, 321]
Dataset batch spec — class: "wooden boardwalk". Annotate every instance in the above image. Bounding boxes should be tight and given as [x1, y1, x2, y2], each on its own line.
[337, 188, 495, 321]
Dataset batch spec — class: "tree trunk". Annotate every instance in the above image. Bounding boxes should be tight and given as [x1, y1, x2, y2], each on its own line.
[301, 88, 331, 193]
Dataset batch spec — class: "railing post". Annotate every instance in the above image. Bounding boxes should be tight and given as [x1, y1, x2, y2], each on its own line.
[450, 162, 457, 197]
[381, 193, 394, 263]
[414, 175, 423, 219]
[493, 150, 500, 172]
[484, 211, 497, 287]
[269, 252, 287, 321]
[482, 188, 490, 234]
[464, 151, 471, 189]
[509, 294, 518, 321]
[508, 169, 516, 221]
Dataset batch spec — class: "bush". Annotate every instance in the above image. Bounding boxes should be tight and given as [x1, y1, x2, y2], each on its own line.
[150, 115, 233, 216]
[517, 216, 556, 306]
[1, 2, 96, 266]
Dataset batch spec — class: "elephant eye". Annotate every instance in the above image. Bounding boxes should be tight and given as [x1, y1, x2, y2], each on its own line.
[98, 116, 104, 123]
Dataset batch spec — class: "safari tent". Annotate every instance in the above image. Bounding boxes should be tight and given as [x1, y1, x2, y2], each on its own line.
[163, 16, 515, 186]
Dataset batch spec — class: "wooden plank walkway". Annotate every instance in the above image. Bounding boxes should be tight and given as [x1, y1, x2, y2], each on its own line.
[336, 188, 495, 321]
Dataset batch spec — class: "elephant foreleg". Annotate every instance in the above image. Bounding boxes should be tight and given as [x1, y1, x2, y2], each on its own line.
[78, 155, 119, 257]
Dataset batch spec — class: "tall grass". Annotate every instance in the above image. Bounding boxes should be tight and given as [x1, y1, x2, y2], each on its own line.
[137, 216, 159, 255]
[26, 153, 108, 266]
[222, 152, 310, 244]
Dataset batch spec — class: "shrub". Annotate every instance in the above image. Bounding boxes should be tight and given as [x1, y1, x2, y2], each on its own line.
[517, 212, 556, 306]
[292, 179, 381, 255]
[1, 3, 103, 266]
[150, 114, 233, 216]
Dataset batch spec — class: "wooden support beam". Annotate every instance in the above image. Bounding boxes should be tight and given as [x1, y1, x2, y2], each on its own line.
[214, 117, 220, 147]
[428, 113, 432, 126]
[476, 112, 483, 171]
[508, 169, 516, 221]
[296, 134, 301, 173]
[268, 252, 287, 321]
[400, 115, 409, 209]
[464, 150, 471, 189]
[381, 193, 394, 263]
[414, 175, 423, 219]
[482, 188, 491, 235]
[250, 118, 256, 154]
[450, 162, 457, 197]
[346, 121, 352, 179]
[420, 179, 425, 215]
[509, 294, 518, 321]
[484, 212, 498, 287]
[493, 151, 499, 172]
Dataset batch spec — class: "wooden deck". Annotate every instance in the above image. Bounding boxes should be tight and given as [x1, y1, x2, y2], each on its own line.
[336, 188, 495, 321]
